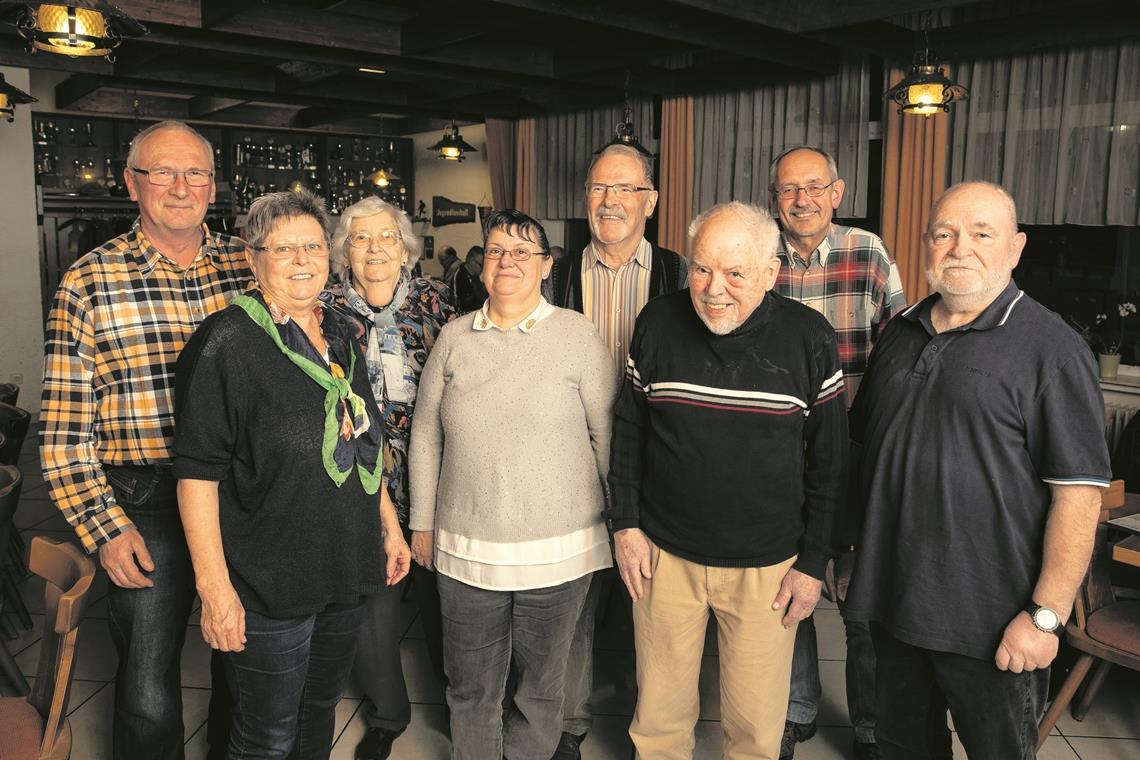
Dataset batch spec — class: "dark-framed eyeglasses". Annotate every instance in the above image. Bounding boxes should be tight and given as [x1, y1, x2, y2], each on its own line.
[773, 180, 837, 200]
[129, 167, 214, 187]
[584, 182, 654, 199]
[253, 241, 330, 260]
[485, 246, 548, 262]
[347, 230, 402, 249]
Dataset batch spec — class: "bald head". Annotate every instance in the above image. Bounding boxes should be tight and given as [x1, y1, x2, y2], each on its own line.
[929, 181, 1019, 239]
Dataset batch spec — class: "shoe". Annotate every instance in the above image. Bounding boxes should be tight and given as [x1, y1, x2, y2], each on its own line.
[779, 720, 817, 760]
[355, 726, 405, 760]
[551, 731, 586, 760]
[853, 739, 883, 760]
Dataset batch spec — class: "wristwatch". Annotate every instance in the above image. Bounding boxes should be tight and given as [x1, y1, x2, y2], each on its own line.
[1025, 601, 1063, 637]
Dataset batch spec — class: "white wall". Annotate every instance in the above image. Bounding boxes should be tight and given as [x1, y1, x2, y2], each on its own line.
[0, 66, 45, 415]
[410, 123, 492, 277]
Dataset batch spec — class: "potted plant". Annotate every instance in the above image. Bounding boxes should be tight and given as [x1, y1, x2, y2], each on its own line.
[1093, 301, 1137, 379]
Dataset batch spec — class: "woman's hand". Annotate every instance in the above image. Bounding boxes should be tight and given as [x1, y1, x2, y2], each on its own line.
[411, 530, 435, 570]
[384, 528, 412, 586]
[199, 581, 247, 652]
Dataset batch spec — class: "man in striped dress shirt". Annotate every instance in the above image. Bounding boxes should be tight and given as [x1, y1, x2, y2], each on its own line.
[609, 202, 847, 759]
[551, 143, 687, 759]
[40, 121, 251, 760]
[770, 146, 905, 760]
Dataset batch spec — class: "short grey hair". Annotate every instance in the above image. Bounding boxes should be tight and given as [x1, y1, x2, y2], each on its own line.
[244, 189, 331, 251]
[126, 120, 214, 170]
[687, 202, 780, 263]
[329, 197, 423, 280]
[768, 146, 840, 191]
[586, 144, 655, 188]
[928, 181, 1019, 237]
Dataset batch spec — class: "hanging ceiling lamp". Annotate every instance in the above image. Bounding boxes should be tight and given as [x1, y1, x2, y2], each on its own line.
[369, 166, 399, 188]
[884, 25, 968, 116]
[428, 122, 476, 162]
[0, 72, 37, 122]
[4, 1, 147, 60]
[595, 104, 653, 157]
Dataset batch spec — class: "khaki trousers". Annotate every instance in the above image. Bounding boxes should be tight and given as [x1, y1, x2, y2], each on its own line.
[629, 546, 798, 760]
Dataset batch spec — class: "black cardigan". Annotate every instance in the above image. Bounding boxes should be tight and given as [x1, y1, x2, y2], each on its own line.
[549, 242, 686, 312]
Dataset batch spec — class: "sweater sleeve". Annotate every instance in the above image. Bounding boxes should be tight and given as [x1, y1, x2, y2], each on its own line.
[408, 324, 450, 532]
[795, 324, 848, 579]
[577, 321, 618, 486]
[607, 318, 650, 531]
[173, 312, 245, 483]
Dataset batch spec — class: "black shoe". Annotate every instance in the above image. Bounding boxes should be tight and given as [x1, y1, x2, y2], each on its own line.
[355, 726, 405, 760]
[853, 739, 883, 760]
[551, 731, 586, 760]
[779, 720, 817, 760]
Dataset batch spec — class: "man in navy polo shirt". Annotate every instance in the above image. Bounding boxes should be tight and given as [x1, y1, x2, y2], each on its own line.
[844, 182, 1111, 760]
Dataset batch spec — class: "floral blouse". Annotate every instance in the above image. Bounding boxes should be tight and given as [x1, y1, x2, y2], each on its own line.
[322, 276, 456, 524]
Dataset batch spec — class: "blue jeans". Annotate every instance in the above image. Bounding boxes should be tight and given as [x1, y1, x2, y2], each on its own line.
[224, 600, 365, 760]
[438, 573, 591, 760]
[788, 603, 877, 742]
[105, 466, 196, 760]
[871, 624, 1049, 760]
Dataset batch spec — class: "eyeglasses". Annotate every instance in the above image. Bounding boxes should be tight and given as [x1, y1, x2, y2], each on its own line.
[584, 182, 654, 199]
[347, 230, 402, 249]
[485, 246, 549, 262]
[773, 180, 836, 200]
[253, 242, 330, 260]
[129, 167, 214, 187]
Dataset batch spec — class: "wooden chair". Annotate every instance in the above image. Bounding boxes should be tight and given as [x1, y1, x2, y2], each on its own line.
[1037, 480, 1140, 748]
[0, 537, 96, 759]
[0, 403, 31, 466]
[1, 464, 32, 634]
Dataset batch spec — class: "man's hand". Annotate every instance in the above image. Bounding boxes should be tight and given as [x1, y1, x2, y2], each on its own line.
[995, 612, 1060, 672]
[199, 581, 246, 652]
[411, 530, 434, 570]
[614, 528, 653, 602]
[99, 530, 155, 588]
[772, 567, 822, 628]
[384, 529, 412, 586]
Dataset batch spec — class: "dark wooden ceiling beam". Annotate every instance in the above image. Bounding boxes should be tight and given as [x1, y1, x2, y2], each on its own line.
[62, 89, 189, 119]
[200, 0, 261, 29]
[661, 0, 977, 33]
[482, 0, 839, 73]
[55, 74, 105, 109]
[207, 4, 401, 55]
[188, 96, 248, 119]
[400, 7, 535, 54]
[104, 0, 202, 27]
[805, 21, 915, 63]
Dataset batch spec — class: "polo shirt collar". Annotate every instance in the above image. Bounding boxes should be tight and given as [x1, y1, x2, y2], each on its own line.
[473, 296, 555, 333]
[780, 225, 836, 267]
[902, 280, 1025, 333]
[583, 238, 652, 272]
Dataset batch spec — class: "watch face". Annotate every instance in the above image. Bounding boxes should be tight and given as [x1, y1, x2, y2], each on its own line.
[1034, 607, 1060, 631]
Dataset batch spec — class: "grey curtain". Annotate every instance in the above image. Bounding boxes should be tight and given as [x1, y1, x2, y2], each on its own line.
[691, 54, 872, 219]
[532, 99, 658, 220]
[949, 41, 1140, 226]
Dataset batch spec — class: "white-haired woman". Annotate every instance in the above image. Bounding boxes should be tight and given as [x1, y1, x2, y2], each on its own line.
[321, 196, 455, 759]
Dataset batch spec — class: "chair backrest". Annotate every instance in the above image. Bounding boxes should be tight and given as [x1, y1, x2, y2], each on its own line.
[26, 537, 96, 758]
[1075, 480, 1127, 627]
[0, 403, 31, 466]
[0, 465, 22, 565]
[0, 382, 17, 407]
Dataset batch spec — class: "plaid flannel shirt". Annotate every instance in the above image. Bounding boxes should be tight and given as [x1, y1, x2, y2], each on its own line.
[774, 224, 906, 407]
[40, 220, 251, 552]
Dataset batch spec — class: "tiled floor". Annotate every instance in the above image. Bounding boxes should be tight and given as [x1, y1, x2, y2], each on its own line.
[4, 442, 1140, 759]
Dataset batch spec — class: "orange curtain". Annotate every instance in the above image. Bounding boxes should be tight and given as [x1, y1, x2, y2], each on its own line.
[658, 96, 695, 254]
[513, 118, 536, 215]
[880, 66, 951, 304]
[484, 118, 516, 210]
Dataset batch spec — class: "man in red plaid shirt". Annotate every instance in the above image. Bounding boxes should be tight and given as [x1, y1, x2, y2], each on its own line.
[770, 146, 905, 760]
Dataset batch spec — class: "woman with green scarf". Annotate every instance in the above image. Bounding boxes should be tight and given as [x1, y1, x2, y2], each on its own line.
[174, 190, 410, 759]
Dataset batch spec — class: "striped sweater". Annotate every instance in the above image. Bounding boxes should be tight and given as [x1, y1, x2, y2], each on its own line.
[608, 289, 847, 577]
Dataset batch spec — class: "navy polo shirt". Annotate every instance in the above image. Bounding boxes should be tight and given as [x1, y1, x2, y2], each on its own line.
[843, 281, 1111, 660]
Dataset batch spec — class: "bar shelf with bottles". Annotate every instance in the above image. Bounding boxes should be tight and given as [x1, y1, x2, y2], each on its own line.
[30, 113, 414, 218]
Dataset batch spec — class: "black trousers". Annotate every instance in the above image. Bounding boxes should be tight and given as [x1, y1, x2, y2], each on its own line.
[871, 623, 1049, 760]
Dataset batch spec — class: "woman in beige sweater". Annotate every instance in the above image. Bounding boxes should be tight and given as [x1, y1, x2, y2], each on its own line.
[409, 209, 615, 760]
